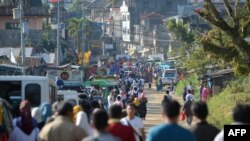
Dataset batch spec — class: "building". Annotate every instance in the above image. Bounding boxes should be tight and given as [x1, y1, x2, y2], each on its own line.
[0, 0, 53, 47]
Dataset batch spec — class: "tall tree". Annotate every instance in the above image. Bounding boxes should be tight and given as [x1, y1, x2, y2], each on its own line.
[68, 18, 84, 53]
[68, 17, 92, 64]
[195, 0, 250, 74]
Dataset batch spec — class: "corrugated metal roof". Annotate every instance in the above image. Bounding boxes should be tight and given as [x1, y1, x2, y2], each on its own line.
[87, 0, 107, 8]
[0, 47, 33, 61]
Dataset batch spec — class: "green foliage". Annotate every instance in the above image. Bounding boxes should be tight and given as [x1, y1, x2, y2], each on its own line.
[196, 0, 250, 74]
[175, 73, 200, 100]
[167, 19, 195, 44]
[68, 17, 91, 52]
[70, 0, 85, 12]
[166, 19, 225, 74]
[42, 31, 55, 52]
[207, 77, 250, 129]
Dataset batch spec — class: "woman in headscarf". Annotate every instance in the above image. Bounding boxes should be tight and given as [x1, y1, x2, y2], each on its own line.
[9, 100, 39, 141]
[31, 107, 43, 130]
[73, 105, 93, 135]
[39, 103, 52, 129]
[138, 89, 147, 120]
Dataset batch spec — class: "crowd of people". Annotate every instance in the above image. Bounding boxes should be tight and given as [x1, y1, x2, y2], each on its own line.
[2, 95, 249, 141]
[1, 99, 145, 141]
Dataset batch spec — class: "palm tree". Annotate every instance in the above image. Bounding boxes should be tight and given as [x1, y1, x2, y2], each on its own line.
[68, 17, 92, 64]
[68, 18, 84, 53]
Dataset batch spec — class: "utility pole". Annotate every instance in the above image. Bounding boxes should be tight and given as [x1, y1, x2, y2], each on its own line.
[102, 8, 105, 56]
[56, 0, 60, 66]
[20, 0, 25, 75]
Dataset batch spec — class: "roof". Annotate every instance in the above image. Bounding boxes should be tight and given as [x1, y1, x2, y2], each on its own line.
[0, 75, 50, 81]
[208, 69, 234, 77]
[83, 79, 118, 86]
[0, 47, 33, 60]
[0, 64, 23, 69]
[17, 56, 47, 67]
[87, 0, 107, 8]
[140, 12, 166, 20]
[105, 0, 123, 8]
[37, 53, 55, 64]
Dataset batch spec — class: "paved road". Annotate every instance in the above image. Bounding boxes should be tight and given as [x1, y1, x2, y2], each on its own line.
[143, 89, 164, 134]
[143, 88, 191, 135]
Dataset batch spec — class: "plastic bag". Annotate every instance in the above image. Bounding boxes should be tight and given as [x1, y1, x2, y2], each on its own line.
[181, 111, 186, 121]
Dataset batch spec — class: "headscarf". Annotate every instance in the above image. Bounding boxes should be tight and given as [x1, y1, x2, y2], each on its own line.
[31, 107, 42, 123]
[73, 106, 83, 123]
[19, 100, 35, 135]
[133, 98, 140, 107]
[40, 103, 52, 123]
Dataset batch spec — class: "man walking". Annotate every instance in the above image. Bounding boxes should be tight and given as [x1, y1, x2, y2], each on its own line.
[108, 105, 135, 141]
[39, 101, 87, 141]
[147, 100, 195, 141]
[190, 102, 220, 141]
[121, 103, 145, 141]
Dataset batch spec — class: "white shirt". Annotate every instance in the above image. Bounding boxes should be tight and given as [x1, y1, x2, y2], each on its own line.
[9, 127, 39, 141]
[139, 78, 145, 86]
[185, 93, 195, 101]
[76, 111, 93, 136]
[121, 116, 144, 141]
[107, 95, 114, 107]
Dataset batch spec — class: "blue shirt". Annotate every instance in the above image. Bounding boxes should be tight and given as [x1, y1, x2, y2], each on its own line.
[147, 123, 196, 141]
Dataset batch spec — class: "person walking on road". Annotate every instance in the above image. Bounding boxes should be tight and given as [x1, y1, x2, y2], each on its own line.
[182, 96, 194, 126]
[83, 109, 118, 141]
[108, 105, 136, 141]
[190, 102, 220, 141]
[39, 101, 87, 141]
[147, 100, 195, 141]
[121, 103, 145, 141]
[9, 100, 39, 141]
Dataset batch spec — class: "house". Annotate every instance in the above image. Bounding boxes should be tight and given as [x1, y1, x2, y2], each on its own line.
[0, 0, 51, 47]
[200, 69, 234, 95]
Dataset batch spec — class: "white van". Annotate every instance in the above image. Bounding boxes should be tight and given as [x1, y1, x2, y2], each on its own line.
[0, 76, 57, 107]
[162, 69, 178, 85]
[57, 90, 80, 106]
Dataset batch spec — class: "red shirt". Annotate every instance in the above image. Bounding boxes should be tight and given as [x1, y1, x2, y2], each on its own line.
[108, 121, 136, 141]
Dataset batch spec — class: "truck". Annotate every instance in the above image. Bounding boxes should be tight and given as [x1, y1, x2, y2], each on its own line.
[148, 54, 164, 61]
[162, 69, 178, 85]
[0, 76, 57, 107]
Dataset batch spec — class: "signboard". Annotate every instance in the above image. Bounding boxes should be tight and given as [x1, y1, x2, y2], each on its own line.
[91, 40, 102, 48]
[47, 70, 83, 82]
[105, 44, 113, 49]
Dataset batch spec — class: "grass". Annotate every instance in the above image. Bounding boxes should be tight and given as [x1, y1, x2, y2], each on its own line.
[207, 76, 250, 129]
[207, 90, 250, 129]
[176, 74, 250, 129]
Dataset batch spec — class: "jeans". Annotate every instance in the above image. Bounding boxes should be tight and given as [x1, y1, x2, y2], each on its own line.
[186, 116, 193, 125]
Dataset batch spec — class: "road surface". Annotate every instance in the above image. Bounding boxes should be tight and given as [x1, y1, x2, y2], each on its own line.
[143, 87, 191, 135]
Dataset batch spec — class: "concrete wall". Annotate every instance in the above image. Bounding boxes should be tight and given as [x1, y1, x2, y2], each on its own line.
[0, 29, 56, 47]
[0, 17, 44, 29]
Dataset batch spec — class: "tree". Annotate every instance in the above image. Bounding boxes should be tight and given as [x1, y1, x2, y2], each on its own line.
[68, 18, 83, 53]
[68, 17, 92, 64]
[195, 0, 250, 74]
[70, 0, 86, 12]
[166, 18, 228, 74]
